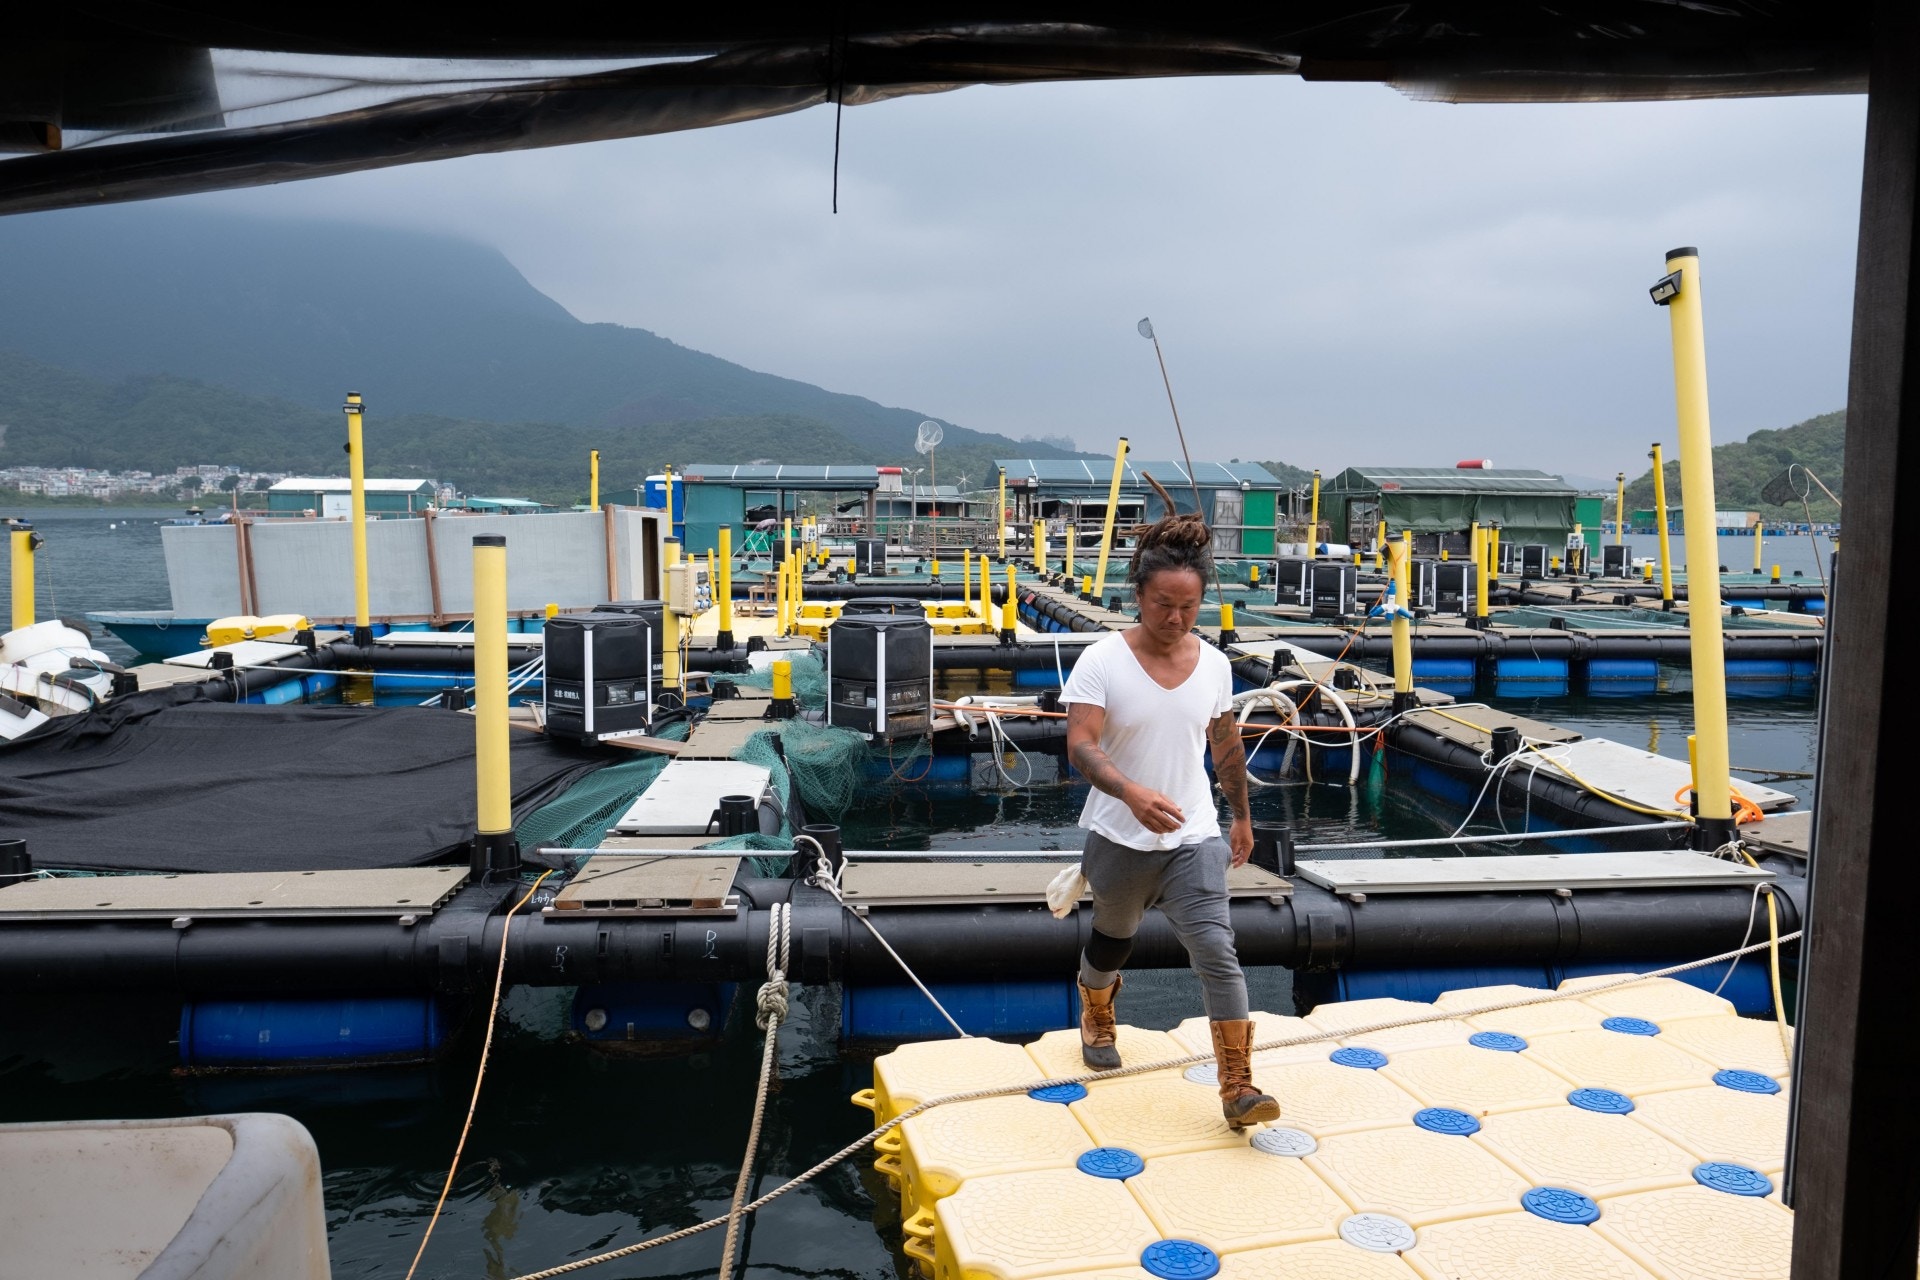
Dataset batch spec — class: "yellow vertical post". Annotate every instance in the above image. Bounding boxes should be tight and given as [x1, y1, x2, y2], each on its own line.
[1032, 519, 1046, 573]
[1091, 437, 1131, 602]
[783, 516, 792, 565]
[791, 546, 804, 629]
[1374, 520, 1386, 570]
[1002, 564, 1018, 635]
[1772, 563, 1782, 584]
[1081, 573, 1093, 596]
[979, 549, 992, 620]
[962, 549, 973, 615]
[343, 392, 371, 638]
[1220, 601, 1236, 643]
[1064, 523, 1075, 581]
[1309, 469, 1322, 554]
[1650, 443, 1675, 604]
[1472, 523, 1489, 623]
[1615, 471, 1627, 547]
[997, 469, 1008, 561]
[1488, 526, 1502, 585]
[470, 533, 516, 874]
[590, 450, 600, 509]
[9, 526, 34, 631]
[1753, 519, 1764, 575]
[663, 465, 675, 529]
[716, 525, 734, 646]
[662, 540, 683, 687]
[1656, 246, 1732, 842]
[1387, 533, 1414, 696]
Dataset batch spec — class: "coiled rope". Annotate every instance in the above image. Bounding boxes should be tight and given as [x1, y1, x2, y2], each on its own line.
[508, 927, 1799, 1280]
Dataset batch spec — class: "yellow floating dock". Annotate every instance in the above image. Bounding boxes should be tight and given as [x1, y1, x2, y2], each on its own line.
[856, 976, 1793, 1280]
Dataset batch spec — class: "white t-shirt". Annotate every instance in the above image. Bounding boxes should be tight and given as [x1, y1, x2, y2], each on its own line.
[1059, 632, 1235, 851]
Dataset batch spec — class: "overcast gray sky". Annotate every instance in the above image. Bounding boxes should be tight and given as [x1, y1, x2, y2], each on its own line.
[197, 76, 1867, 478]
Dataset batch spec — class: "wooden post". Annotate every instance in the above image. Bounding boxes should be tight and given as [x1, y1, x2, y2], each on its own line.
[602, 502, 619, 602]
[422, 509, 445, 624]
[1788, 5, 1920, 1273]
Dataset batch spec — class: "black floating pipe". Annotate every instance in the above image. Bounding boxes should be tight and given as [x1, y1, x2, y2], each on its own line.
[0, 875, 1803, 995]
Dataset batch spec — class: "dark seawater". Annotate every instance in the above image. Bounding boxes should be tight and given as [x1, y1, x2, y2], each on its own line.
[0, 516, 1822, 1278]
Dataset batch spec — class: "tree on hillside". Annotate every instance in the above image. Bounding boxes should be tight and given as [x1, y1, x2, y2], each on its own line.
[1621, 410, 1843, 520]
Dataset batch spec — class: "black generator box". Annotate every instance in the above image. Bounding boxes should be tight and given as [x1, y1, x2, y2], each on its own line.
[1432, 561, 1477, 615]
[1309, 562, 1358, 619]
[827, 614, 933, 741]
[597, 600, 666, 670]
[1601, 543, 1631, 577]
[1519, 544, 1550, 578]
[1272, 557, 1313, 608]
[854, 537, 888, 576]
[543, 612, 654, 743]
[1409, 558, 1440, 611]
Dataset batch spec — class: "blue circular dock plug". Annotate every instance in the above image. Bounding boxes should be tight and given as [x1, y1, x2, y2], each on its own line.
[1600, 1016, 1662, 1036]
[1694, 1163, 1774, 1197]
[1414, 1107, 1482, 1136]
[1077, 1147, 1146, 1179]
[1029, 1083, 1088, 1104]
[1522, 1186, 1601, 1225]
[1469, 1031, 1528, 1052]
[1141, 1240, 1220, 1280]
[1713, 1069, 1782, 1095]
[1330, 1046, 1389, 1070]
[1567, 1088, 1636, 1114]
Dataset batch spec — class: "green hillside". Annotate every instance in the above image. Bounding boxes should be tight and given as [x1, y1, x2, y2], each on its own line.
[0, 205, 1080, 468]
[1621, 410, 1843, 520]
[0, 351, 923, 505]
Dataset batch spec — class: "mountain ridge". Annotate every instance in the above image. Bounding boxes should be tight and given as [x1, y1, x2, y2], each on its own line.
[0, 205, 1081, 467]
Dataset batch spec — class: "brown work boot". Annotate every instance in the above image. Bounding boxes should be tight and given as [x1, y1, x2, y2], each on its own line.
[1209, 1018, 1282, 1130]
[1077, 974, 1123, 1070]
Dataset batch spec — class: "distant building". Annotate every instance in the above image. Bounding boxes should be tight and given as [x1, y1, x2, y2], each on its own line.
[266, 477, 436, 517]
[1319, 466, 1578, 550]
[448, 496, 552, 515]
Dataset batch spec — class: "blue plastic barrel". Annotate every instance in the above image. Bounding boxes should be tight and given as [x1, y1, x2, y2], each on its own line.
[179, 996, 446, 1067]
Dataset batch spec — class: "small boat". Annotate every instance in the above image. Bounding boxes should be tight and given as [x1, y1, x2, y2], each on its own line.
[1, 619, 122, 739]
[0, 1112, 331, 1278]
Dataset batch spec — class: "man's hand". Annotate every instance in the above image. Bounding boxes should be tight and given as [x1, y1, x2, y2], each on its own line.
[1123, 784, 1186, 835]
[1227, 815, 1255, 867]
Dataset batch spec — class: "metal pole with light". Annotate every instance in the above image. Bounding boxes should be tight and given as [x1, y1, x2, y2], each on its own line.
[9, 521, 38, 631]
[1136, 317, 1225, 607]
[1651, 247, 1734, 851]
[343, 393, 373, 645]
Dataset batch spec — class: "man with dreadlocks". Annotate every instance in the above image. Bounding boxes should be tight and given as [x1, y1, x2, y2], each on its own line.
[1058, 482, 1280, 1129]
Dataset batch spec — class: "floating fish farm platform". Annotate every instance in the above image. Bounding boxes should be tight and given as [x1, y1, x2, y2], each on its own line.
[860, 974, 1794, 1280]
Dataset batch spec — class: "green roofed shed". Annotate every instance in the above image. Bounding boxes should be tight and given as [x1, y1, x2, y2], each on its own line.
[1320, 467, 1577, 546]
[995, 458, 1285, 555]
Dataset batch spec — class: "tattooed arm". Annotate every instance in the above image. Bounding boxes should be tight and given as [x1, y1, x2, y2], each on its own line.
[1209, 710, 1255, 866]
[1067, 701, 1185, 835]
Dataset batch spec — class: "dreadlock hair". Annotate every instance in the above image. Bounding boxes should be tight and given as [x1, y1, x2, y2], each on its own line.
[1128, 473, 1214, 591]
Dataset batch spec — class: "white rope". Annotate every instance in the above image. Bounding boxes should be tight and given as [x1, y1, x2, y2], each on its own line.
[1296, 820, 1691, 852]
[796, 834, 972, 1039]
[508, 928, 1800, 1280]
[717, 901, 791, 1280]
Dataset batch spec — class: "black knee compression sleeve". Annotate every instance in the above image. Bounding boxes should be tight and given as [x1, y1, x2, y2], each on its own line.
[1084, 927, 1135, 974]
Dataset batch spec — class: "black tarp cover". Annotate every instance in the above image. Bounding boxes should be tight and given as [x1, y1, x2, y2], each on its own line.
[0, 686, 604, 872]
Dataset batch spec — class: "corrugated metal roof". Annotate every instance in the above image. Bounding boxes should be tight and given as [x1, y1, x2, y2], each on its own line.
[680, 464, 879, 489]
[1324, 467, 1576, 495]
[268, 476, 433, 492]
[994, 459, 1283, 489]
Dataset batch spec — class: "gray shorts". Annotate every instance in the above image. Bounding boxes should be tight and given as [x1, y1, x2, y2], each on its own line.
[1082, 829, 1249, 1021]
